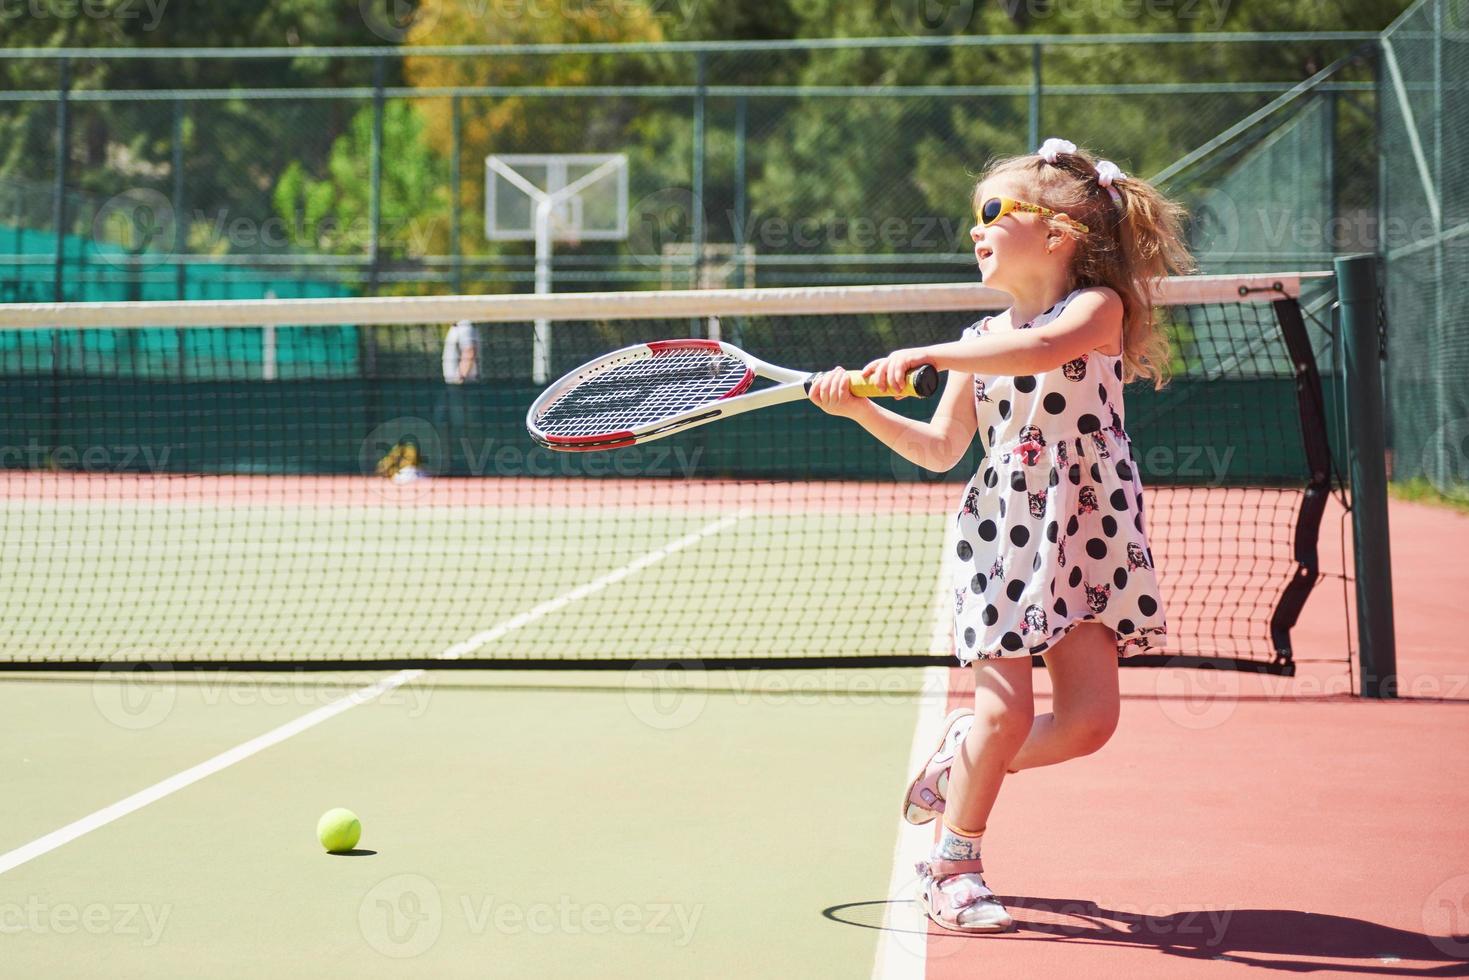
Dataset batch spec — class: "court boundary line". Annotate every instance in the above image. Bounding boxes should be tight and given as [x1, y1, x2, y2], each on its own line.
[870, 664, 947, 980]
[870, 517, 956, 979]
[0, 512, 746, 877]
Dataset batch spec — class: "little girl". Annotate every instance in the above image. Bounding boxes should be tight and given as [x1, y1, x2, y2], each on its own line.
[810, 138, 1191, 932]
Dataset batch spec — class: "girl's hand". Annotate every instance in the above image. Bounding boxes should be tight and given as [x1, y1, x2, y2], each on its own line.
[808, 367, 871, 419]
[861, 347, 932, 396]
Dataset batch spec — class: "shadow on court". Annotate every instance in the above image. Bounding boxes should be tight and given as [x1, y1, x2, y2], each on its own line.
[826, 899, 1469, 974]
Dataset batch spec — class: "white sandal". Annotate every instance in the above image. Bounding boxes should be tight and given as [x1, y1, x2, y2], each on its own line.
[901, 709, 974, 824]
[914, 856, 1015, 933]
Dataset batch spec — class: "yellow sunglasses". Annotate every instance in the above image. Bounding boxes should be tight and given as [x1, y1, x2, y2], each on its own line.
[978, 196, 1089, 235]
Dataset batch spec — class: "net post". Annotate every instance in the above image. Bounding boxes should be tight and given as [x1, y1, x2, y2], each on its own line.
[368, 54, 386, 295]
[172, 97, 188, 301]
[51, 55, 70, 303]
[1336, 253, 1397, 699]
[1028, 43, 1042, 151]
[451, 94, 463, 294]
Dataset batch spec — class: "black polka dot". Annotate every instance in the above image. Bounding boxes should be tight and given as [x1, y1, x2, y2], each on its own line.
[1043, 392, 1067, 414]
[1113, 568, 1128, 589]
[1116, 459, 1134, 481]
[987, 426, 996, 445]
[1046, 521, 1058, 543]
[1138, 594, 1158, 616]
[1118, 618, 1135, 634]
[1091, 463, 1103, 483]
[1110, 489, 1129, 511]
[1014, 375, 1036, 393]
[1114, 361, 1123, 380]
[1006, 579, 1025, 601]
[1054, 597, 1068, 617]
[1011, 471, 1027, 493]
[971, 573, 987, 594]
[1048, 468, 1060, 487]
[1078, 413, 1101, 434]
[982, 605, 999, 626]
[983, 467, 998, 488]
[1032, 641, 1049, 654]
[1097, 383, 1108, 404]
[1032, 551, 1043, 572]
[1010, 525, 1030, 548]
[1085, 538, 1107, 560]
[1066, 515, 1079, 536]
[957, 540, 973, 560]
[1146, 547, 1155, 565]
[1135, 513, 1144, 532]
[999, 497, 1007, 518]
[1102, 515, 1118, 537]
[964, 627, 976, 647]
[1068, 567, 1083, 588]
[1001, 632, 1024, 652]
[978, 520, 997, 541]
[998, 400, 1011, 420]
[1068, 464, 1082, 486]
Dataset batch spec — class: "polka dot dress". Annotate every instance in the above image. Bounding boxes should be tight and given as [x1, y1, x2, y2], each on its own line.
[951, 289, 1167, 664]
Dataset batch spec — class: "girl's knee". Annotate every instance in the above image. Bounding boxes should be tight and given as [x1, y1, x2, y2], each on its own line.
[971, 702, 1034, 746]
[1066, 712, 1118, 756]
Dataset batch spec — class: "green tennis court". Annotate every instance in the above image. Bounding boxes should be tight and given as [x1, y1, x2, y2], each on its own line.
[6, 2, 1469, 975]
[0, 668, 926, 976]
[1, 479, 949, 662]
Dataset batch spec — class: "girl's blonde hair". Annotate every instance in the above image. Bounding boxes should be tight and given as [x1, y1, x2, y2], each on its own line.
[977, 147, 1194, 389]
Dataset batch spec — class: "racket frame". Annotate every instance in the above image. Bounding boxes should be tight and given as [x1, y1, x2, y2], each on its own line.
[526, 340, 817, 451]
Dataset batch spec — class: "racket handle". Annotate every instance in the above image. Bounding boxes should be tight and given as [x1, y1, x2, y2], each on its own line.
[846, 365, 939, 399]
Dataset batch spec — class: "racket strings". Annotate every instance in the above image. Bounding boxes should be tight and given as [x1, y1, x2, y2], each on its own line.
[537, 348, 752, 437]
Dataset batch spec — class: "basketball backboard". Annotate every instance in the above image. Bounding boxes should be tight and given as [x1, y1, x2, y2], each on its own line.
[485, 154, 628, 242]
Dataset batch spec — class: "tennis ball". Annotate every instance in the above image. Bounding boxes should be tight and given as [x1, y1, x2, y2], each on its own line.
[317, 808, 362, 853]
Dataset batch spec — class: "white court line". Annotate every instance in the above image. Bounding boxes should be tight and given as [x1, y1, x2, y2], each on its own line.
[0, 671, 421, 876]
[870, 518, 958, 980]
[0, 512, 746, 877]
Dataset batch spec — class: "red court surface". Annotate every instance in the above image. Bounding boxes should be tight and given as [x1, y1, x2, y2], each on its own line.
[921, 497, 1469, 977]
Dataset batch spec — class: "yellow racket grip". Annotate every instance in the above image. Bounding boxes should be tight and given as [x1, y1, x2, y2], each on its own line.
[846, 365, 939, 399]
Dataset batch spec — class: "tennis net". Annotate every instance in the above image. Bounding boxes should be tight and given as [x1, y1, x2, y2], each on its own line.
[0, 275, 1342, 673]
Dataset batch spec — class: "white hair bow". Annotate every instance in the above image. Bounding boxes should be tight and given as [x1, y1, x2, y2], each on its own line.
[1036, 138, 1076, 163]
[1095, 159, 1126, 204]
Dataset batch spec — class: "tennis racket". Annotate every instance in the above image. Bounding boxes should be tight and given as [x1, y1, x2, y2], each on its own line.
[527, 339, 938, 451]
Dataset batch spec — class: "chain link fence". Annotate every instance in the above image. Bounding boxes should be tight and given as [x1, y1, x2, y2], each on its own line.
[5, 25, 1461, 502]
[1, 34, 1376, 302]
[1380, 0, 1469, 502]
